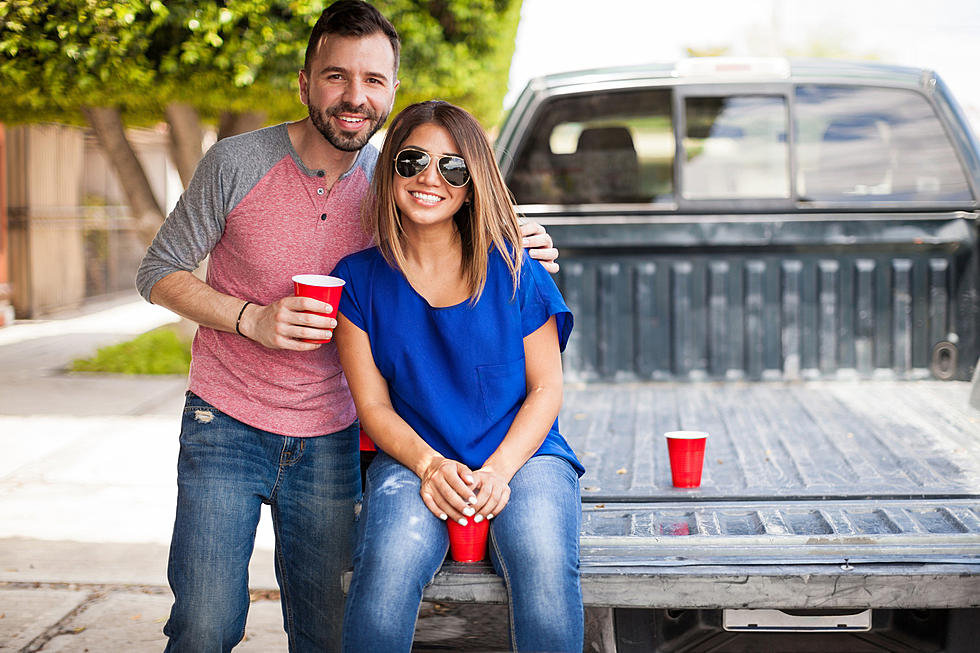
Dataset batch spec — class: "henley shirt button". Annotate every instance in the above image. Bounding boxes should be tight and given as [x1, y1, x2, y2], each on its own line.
[320, 213, 327, 221]
[317, 170, 325, 177]
[317, 188, 325, 195]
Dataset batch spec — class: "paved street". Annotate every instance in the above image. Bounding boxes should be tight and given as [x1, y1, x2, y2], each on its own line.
[0, 294, 510, 652]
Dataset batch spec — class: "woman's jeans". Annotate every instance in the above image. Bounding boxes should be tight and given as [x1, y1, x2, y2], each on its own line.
[163, 392, 360, 653]
[343, 452, 583, 653]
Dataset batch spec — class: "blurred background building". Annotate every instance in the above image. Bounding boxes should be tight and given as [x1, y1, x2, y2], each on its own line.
[0, 123, 182, 321]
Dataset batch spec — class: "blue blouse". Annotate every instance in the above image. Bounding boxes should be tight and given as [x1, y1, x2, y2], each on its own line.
[332, 247, 583, 476]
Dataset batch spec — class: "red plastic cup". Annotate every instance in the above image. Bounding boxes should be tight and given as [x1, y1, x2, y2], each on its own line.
[292, 274, 345, 343]
[665, 431, 708, 488]
[447, 518, 490, 562]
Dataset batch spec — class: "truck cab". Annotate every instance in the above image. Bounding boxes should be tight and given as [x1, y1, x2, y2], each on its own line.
[496, 58, 979, 384]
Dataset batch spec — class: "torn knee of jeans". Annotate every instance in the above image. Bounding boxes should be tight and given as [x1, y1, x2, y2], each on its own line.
[193, 409, 214, 423]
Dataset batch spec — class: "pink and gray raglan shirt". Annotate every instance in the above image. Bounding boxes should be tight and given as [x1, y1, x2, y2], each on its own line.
[136, 123, 376, 437]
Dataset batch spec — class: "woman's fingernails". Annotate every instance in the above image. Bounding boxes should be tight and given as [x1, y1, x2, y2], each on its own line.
[439, 513, 448, 521]
[474, 515, 484, 523]
[465, 475, 474, 484]
[458, 517, 468, 526]
[463, 507, 475, 517]
[487, 513, 494, 520]
[467, 496, 478, 505]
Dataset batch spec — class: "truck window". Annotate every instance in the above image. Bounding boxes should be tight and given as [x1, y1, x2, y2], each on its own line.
[795, 85, 972, 201]
[507, 89, 674, 205]
[681, 95, 790, 199]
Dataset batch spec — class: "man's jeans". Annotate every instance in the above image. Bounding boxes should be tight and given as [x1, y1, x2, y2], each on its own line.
[342, 452, 583, 652]
[163, 392, 360, 653]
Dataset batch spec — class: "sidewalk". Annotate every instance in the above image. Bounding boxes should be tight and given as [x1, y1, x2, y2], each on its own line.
[0, 294, 293, 651]
[0, 294, 317, 652]
[0, 295, 509, 652]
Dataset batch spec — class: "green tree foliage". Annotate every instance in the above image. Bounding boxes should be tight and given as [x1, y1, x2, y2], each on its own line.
[0, 0, 320, 126]
[0, 0, 522, 128]
[383, 0, 522, 126]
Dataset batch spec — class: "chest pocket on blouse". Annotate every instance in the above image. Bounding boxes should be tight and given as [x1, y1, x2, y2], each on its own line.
[476, 358, 527, 422]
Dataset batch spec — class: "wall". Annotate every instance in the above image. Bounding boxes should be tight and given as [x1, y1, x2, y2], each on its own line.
[6, 124, 86, 318]
[0, 125, 11, 325]
[3, 122, 181, 319]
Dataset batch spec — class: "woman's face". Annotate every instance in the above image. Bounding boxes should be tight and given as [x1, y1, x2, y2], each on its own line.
[392, 123, 470, 230]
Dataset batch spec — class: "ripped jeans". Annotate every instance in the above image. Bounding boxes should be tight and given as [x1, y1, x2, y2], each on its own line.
[163, 392, 360, 653]
[342, 451, 583, 653]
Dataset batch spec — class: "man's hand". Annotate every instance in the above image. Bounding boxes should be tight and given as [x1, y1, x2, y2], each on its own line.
[520, 220, 559, 273]
[240, 296, 337, 350]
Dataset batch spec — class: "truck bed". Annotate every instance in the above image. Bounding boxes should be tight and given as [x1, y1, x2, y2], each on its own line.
[418, 380, 980, 609]
[570, 380, 980, 501]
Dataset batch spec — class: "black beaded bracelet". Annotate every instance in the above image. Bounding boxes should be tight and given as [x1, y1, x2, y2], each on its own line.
[235, 301, 251, 336]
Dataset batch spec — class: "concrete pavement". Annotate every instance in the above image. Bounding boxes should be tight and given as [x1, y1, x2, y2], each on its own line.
[0, 294, 290, 651]
[0, 294, 509, 652]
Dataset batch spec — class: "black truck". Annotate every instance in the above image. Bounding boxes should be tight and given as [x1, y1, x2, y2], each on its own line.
[415, 58, 980, 652]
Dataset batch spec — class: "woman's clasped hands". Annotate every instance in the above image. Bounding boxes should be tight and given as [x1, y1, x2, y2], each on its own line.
[419, 456, 512, 525]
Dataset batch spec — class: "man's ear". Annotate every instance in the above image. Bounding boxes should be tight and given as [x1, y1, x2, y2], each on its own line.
[389, 79, 400, 112]
[298, 69, 310, 107]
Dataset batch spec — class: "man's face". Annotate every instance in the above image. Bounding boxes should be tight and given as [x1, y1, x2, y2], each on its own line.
[300, 33, 399, 152]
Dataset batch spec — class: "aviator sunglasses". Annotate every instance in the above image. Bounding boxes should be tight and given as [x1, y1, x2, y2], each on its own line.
[394, 147, 470, 188]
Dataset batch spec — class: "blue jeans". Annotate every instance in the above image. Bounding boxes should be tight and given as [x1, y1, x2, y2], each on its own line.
[343, 452, 583, 653]
[163, 392, 360, 653]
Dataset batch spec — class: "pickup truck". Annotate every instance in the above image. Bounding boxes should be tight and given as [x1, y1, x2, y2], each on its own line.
[417, 59, 980, 652]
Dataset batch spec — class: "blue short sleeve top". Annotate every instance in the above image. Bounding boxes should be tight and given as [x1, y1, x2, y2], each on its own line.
[332, 247, 583, 476]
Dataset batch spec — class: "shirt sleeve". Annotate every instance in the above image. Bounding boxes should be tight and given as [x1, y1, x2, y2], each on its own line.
[332, 258, 367, 332]
[518, 256, 574, 351]
[135, 141, 232, 302]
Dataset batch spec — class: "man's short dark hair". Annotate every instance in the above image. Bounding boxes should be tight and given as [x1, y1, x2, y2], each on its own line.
[305, 0, 401, 75]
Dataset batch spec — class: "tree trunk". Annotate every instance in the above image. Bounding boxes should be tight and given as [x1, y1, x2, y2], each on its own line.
[82, 106, 165, 247]
[217, 110, 268, 141]
[164, 101, 204, 188]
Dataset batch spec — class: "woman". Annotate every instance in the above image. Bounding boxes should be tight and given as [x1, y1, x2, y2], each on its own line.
[332, 100, 584, 652]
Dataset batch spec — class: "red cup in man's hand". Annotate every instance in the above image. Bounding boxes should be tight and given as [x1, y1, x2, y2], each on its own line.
[292, 274, 345, 343]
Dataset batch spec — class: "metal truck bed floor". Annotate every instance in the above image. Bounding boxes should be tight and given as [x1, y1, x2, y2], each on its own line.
[563, 380, 980, 502]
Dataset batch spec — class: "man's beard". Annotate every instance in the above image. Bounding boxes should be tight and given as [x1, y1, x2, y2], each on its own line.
[309, 100, 388, 152]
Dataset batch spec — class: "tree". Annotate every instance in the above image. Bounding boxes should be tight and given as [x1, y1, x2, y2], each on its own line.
[0, 0, 319, 242]
[0, 0, 522, 244]
[383, 0, 522, 126]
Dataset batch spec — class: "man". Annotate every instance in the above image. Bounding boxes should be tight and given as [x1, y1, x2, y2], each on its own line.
[136, 1, 558, 651]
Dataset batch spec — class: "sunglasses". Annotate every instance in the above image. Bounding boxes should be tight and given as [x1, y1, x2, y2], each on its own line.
[394, 148, 470, 188]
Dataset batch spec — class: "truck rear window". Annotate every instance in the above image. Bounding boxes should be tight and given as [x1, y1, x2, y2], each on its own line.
[682, 95, 790, 199]
[507, 83, 972, 206]
[795, 85, 971, 202]
[507, 89, 674, 205]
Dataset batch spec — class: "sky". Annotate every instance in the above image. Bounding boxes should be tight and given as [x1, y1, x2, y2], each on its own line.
[506, 0, 980, 132]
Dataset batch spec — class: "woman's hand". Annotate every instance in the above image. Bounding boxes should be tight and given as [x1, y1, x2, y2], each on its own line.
[470, 465, 512, 522]
[419, 456, 479, 524]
